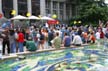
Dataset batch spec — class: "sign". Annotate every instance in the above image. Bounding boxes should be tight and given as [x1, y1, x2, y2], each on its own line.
[47, 20, 59, 25]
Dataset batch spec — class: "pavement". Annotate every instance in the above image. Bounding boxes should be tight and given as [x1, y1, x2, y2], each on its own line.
[0, 44, 88, 60]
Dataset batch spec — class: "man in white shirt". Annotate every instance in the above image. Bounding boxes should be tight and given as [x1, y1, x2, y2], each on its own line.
[72, 33, 82, 46]
[54, 29, 62, 38]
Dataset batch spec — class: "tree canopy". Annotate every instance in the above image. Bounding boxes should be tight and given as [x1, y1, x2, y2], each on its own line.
[71, 0, 108, 25]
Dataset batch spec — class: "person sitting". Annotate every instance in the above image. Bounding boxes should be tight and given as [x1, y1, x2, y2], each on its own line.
[63, 33, 71, 47]
[89, 32, 96, 43]
[82, 31, 88, 43]
[51, 32, 61, 49]
[26, 37, 37, 51]
[72, 33, 82, 46]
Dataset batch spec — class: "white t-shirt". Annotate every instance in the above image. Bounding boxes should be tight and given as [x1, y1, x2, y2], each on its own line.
[95, 32, 100, 40]
[37, 33, 40, 41]
[54, 30, 62, 37]
[72, 35, 82, 45]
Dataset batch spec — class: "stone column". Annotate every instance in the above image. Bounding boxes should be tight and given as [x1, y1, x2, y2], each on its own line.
[40, 0, 46, 16]
[57, 2, 60, 19]
[27, 0, 32, 15]
[13, 0, 18, 15]
[70, 4, 72, 18]
[63, 3, 66, 20]
[51, 1, 53, 15]
[0, 0, 2, 13]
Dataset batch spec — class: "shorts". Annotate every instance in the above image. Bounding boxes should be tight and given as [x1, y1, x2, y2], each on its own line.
[40, 40, 44, 44]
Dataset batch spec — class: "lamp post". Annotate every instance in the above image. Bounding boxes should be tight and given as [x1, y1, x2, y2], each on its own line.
[52, 14, 57, 19]
[74, 21, 82, 24]
[74, 20, 82, 26]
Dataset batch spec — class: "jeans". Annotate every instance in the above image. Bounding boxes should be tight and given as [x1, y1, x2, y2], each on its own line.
[3, 40, 10, 55]
[35, 41, 39, 49]
[18, 42, 24, 52]
[10, 42, 16, 53]
[105, 33, 108, 38]
[44, 41, 48, 49]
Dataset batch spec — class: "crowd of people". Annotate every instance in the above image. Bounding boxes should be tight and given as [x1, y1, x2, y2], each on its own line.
[0, 22, 108, 55]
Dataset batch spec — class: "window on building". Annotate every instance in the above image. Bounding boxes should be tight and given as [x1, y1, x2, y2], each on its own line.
[2, 0, 13, 18]
[53, 1, 57, 9]
[66, 4, 70, 10]
[66, 4, 70, 19]
[18, 0, 27, 16]
[59, 2, 64, 10]
[32, 0, 40, 16]
[60, 10, 64, 20]
[46, 9, 50, 15]
[53, 10, 57, 15]
[46, 1, 51, 9]
[72, 4, 76, 16]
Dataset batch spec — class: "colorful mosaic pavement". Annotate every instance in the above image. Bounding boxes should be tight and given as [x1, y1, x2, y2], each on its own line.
[0, 40, 108, 71]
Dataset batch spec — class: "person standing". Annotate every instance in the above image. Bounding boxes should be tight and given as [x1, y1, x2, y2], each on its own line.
[39, 29, 45, 49]
[2, 29, 10, 55]
[17, 30, 24, 52]
[9, 29, 16, 53]
[0, 34, 3, 57]
[43, 29, 49, 49]
[48, 29, 54, 46]
[14, 29, 19, 53]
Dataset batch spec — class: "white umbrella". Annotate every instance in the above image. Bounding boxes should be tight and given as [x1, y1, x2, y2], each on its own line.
[11, 15, 27, 20]
[28, 15, 40, 20]
[40, 16, 54, 20]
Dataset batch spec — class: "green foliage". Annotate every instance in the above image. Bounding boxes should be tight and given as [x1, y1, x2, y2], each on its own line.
[70, 0, 108, 26]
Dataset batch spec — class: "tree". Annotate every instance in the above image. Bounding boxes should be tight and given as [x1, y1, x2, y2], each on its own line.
[71, 0, 108, 25]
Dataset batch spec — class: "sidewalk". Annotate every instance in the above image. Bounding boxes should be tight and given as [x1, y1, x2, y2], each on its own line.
[0, 44, 88, 60]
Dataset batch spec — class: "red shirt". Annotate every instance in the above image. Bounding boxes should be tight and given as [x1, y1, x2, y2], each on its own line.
[90, 35, 96, 42]
[100, 31, 104, 38]
[18, 32, 24, 42]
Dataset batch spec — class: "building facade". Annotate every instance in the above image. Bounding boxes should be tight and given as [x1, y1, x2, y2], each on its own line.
[0, 0, 78, 21]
